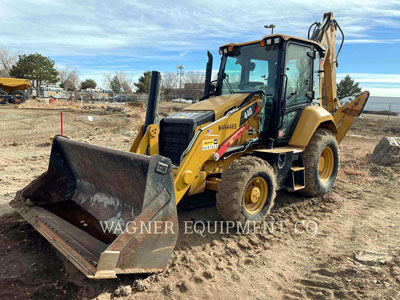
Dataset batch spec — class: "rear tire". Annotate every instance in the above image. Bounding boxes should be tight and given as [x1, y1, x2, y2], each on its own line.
[300, 128, 339, 197]
[216, 156, 276, 225]
[11, 90, 26, 104]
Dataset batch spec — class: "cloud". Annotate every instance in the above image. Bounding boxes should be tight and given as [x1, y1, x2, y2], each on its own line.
[344, 39, 400, 44]
[337, 73, 400, 83]
[363, 86, 400, 98]
[1, 0, 400, 56]
[337, 73, 400, 97]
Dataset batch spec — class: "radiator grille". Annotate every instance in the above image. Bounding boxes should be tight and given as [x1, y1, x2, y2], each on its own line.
[159, 122, 193, 165]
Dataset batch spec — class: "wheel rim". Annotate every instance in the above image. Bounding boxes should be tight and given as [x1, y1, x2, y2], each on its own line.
[318, 146, 334, 182]
[15, 94, 23, 104]
[244, 176, 268, 215]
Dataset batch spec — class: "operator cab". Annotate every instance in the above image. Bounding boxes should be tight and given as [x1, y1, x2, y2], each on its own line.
[216, 35, 324, 145]
[159, 35, 324, 166]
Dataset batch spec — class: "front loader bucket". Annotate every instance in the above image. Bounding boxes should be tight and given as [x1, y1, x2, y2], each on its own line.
[10, 136, 178, 279]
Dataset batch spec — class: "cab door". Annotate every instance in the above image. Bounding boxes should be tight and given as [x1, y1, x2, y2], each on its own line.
[276, 42, 314, 145]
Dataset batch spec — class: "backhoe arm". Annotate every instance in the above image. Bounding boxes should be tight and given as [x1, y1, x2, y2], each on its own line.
[333, 91, 370, 143]
[311, 13, 369, 143]
[310, 12, 341, 113]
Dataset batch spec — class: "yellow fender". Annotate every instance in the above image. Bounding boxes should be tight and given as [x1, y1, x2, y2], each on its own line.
[289, 106, 338, 148]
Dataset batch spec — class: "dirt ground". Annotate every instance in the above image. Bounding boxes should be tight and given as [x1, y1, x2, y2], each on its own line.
[0, 101, 399, 300]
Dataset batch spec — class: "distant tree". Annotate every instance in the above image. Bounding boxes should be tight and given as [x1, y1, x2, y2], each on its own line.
[134, 71, 151, 93]
[103, 71, 132, 94]
[161, 72, 178, 100]
[116, 71, 133, 93]
[58, 66, 80, 91]
[109, 75, 122, 94]
[10, 53, 58, 96]
[81, 79, 97, 90]
[0, 46, 17, 77]
[184, 71, 205, 101]
[337, 75, 362, 100]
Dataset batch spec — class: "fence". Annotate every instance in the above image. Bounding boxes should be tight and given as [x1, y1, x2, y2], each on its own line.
[363, 101, 400, 116]
[76, 92, 148, 103]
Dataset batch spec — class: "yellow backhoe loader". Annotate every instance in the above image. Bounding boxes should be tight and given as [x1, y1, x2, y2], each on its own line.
[11, 12, 369, 279]
[0, 77, 30, 104]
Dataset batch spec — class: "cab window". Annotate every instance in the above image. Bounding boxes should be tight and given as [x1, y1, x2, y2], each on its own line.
[284, 44, 312, 106]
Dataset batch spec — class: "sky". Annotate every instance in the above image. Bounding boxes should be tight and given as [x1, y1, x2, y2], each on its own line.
[0, 0, 400, 96]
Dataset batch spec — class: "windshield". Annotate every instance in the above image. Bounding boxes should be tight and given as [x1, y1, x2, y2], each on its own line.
[220, 43, 279, 96]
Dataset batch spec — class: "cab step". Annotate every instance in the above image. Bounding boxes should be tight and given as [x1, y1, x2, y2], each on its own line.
[288, 166, 305, 191]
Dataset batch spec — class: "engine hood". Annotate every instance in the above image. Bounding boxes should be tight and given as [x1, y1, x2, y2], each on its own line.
[183, 93, 250, 119]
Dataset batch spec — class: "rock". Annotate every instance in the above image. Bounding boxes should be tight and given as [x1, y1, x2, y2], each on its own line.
[230, 270, 241, 281]
[203, 270, 214, 279]
[36, 142, 51, 147]
[211, 239, 221, 248]
[176, 280, 189, 293]
[238, 240, 250, 250]
[192, 275, 204, 283]
[114, 285, 132, 297]
[354, 251, 392, 266]
[243, 258, 255, 265]
[133, 280, 148, 292]
[372, 137, 400, 166]
[162, 284, 172, 295]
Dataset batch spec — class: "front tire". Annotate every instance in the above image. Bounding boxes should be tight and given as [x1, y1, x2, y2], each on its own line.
[300, 128, 339, 197]
[216, 156, 277, 224]
[0, 90, 8, 104]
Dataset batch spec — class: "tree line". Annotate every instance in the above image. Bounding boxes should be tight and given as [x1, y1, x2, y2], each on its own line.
[0, 46, 206, 99]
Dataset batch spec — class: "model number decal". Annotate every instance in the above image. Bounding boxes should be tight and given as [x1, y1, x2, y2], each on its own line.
[240, 102, 258, 125]
[218, 124, 237, 131]
[202, 138, 218, 150]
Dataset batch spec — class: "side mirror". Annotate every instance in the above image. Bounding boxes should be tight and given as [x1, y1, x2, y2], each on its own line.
[249, 62, 256, 71]
[210, 81, 217, 92]
[306, 91, 315, 100]
[307, 50, 316, 59]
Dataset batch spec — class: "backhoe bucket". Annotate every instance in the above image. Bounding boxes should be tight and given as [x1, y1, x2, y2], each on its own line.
[10, 136, 178, 279]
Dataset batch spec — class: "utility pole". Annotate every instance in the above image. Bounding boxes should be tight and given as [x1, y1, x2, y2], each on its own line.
[177, 65, 184, 89]
[264, 24, 276, 35]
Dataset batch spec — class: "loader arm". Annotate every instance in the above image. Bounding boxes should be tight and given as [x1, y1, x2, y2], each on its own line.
[130, 94, 265, 204]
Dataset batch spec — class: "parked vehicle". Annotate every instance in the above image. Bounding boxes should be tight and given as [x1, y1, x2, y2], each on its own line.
[0, 77, 30, 104]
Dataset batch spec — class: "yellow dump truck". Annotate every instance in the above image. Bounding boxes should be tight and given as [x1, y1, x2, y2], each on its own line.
[0, 77, 31, 104]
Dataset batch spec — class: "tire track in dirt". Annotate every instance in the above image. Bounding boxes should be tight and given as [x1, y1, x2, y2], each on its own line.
[127, 190, 346, 300]
[280, 184, 400, 300]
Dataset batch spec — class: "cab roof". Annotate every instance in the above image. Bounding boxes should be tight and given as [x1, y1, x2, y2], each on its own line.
[220, 34, 324, 53]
